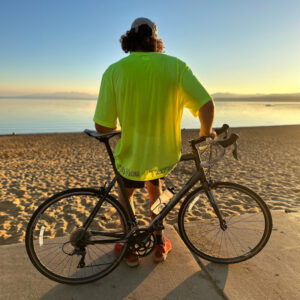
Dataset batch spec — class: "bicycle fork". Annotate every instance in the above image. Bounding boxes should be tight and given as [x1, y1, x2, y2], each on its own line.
[205, 188, 227, 231]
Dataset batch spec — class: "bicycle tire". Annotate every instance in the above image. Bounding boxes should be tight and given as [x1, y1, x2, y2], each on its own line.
[25, 188, 129, 284]
[178, 182, 272, 264]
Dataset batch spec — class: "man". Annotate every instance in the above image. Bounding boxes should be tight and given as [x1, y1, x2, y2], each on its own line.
[94, 17, 215, 267]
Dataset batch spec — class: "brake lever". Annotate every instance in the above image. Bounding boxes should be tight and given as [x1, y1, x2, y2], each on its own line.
[232, 141, 240, 160]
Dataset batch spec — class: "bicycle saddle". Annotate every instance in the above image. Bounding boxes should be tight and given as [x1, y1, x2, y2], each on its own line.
[84, 129, 121, 140]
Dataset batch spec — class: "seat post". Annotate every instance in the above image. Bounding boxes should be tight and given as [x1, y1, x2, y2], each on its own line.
[102, 139, 118, 173]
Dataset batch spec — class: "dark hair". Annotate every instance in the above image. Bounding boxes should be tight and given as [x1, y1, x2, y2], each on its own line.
[120, 24, 164, 53]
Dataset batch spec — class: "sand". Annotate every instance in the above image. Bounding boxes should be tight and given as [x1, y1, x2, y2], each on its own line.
[0, 125, 299, 245]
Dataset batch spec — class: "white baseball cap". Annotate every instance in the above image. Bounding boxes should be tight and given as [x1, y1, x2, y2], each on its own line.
[131, 17, 158, 37]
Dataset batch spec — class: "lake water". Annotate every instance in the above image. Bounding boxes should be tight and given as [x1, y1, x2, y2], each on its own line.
[0, 99, 299, 135]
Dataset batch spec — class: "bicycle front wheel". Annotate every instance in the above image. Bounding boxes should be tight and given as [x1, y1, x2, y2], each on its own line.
[25, 188, 129, 284]
[178, 182, 272, 263]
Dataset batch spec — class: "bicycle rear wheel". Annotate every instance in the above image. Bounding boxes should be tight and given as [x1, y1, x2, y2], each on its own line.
[25, 188, 129, 284]
[178, 182, 272, 263]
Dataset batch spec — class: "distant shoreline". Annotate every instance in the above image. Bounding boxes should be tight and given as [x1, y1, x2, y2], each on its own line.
[0, 96, 300, 103]
[213, 97, 300, 102]
[1, 92, 300, 102]
[0, 97, 97, 100]
[1, 124, 300, 137]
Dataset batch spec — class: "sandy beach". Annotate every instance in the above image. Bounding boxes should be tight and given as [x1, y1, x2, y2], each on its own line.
[0, 125, 299, 245]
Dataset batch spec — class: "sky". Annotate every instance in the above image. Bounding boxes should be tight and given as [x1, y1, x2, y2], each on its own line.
[0, 0, 299, 96]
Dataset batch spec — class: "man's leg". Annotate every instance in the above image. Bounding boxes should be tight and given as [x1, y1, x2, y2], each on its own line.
[117, 185, 140, 267]
[117, 185, 135, 218]
[147, 180, 165, 248]
[146, 180, 163, 238]
[146, 180, 172, 262]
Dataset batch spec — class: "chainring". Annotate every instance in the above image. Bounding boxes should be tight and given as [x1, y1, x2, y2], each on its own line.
[128, 229, 156, 257]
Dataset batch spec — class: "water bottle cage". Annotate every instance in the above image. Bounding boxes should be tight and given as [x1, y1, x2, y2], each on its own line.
[151, 188, 174, 215]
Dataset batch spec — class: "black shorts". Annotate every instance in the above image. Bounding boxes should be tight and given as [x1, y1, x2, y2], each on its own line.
[120, 175, 164, 189]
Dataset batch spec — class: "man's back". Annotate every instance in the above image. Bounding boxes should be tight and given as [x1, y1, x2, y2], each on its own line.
[113, 52, 182, 134]
[94, 51, 211, 181]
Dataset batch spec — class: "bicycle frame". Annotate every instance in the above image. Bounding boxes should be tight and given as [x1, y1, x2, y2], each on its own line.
[82, 133, 227, 244]
[83, 169, 205, 245]
[87, 139, 223, 243]
[105, 136, 209, 227]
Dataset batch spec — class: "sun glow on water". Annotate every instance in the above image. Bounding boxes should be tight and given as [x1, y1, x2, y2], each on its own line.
[0, 99, 299, 135]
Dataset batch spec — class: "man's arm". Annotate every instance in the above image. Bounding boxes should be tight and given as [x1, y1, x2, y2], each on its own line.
[198, 100, 215, 138]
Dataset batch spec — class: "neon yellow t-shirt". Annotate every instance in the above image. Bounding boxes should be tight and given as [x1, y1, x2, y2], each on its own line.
[94, 52, 212, 181]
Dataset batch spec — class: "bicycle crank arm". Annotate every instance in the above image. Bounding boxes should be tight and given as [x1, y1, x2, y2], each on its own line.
[87, 238, 128, 245]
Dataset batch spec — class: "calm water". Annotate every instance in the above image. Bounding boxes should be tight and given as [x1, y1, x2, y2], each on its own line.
[0, 99, 299, 134]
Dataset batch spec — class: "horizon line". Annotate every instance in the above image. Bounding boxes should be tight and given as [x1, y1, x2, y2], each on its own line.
[1, 91, 300, 99]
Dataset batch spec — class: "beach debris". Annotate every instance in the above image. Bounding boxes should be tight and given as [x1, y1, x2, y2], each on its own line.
[284, 209, 298, 213]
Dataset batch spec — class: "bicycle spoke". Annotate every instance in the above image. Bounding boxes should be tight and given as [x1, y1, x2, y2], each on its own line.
[225, 230, 239, 257]
[61, 254, 73, 277]
[93, 244, 113, 264]
[218, 231, 224, 257]
[209, 228, 221, 255]
[89, 245, 108, 266]
[44, 249, 65, 271]
[38, 246, 61, 262]
[36, 244, 61, 253]
[227, 228, 247, 255]
[228, 215, 264, 225]
[68, 255, 74, 277]
[87, 251, 95, 274]
[224, 231, 229, 258]
[229, 226, 263, 232]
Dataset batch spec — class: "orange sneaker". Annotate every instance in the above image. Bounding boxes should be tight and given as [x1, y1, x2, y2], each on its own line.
[153, 237, 172, 263]
[114, 243, 140, 268]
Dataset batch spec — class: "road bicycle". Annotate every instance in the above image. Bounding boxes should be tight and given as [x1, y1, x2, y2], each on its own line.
[25, 124, 272, 284]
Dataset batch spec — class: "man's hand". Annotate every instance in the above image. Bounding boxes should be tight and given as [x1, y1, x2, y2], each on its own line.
[200, 129, 216, 139]
[95, 123, 121, 133]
